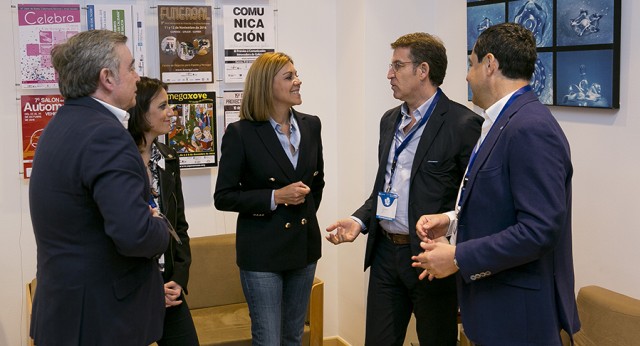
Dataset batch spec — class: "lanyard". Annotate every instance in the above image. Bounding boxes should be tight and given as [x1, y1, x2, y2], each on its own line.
[386, 89, 441, 192]
[458, 85, 531, 204]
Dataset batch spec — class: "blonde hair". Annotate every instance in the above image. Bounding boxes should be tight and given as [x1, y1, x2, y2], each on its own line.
[240, 52, 293, 121]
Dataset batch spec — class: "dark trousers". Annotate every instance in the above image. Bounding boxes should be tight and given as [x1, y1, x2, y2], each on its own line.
[157, 296, 200, 346]
[365, 235, 458, 346]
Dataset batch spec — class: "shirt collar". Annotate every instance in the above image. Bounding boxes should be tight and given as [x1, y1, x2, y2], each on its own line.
[400, 91, 437, 120]
[268, 110, 298, 131]
[484, 90, 516, 124]
[92, 97, 130, 129]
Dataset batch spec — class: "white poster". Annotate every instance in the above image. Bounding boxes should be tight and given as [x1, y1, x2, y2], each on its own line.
[18, 4, 81, 89]
[223, 90, 243, 129]
[223, 5, 275, 83]
[87, 4, 146, 76]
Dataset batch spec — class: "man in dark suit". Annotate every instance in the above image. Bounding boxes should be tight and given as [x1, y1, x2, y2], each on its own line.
[29, 30, 170, 345]
[412, 23, 581, 345]
[325, 33, 481, 345]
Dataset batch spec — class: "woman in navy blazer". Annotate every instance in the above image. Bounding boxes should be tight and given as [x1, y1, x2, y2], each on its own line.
[214, 52, 325, 345]
[128, 77, 199, 346]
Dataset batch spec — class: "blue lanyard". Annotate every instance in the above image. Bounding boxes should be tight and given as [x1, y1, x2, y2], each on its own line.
[458, 85, 531, 204]
[386, 89, 441, 192]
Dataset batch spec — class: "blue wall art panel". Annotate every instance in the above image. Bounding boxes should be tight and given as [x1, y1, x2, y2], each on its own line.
[557, 0, 615, 46]
[466, 0, 620, 108]
[467, 3, 505, 51]
[556, 49, 613, 108]
[509, 0, 554, 47]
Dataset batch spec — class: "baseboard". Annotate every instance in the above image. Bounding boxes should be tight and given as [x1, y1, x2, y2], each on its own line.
[323, 336, 350, 346]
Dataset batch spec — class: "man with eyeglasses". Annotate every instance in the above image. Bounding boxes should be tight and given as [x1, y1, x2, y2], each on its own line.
[326, 32, 481, 345]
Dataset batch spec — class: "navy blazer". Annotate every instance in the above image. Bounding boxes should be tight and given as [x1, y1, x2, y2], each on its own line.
[455, 90, 580, 345]
[214, 109, 325, 272]
[155, 141, 192, 292]
[353, 92, 482, 276]
[29, 97, 170, 345]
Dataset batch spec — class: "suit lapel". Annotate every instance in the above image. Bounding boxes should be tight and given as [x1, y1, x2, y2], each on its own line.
[459, 91, 535, 209]
[374, 108, 401, 191]
[293, 110, 309, 177]
[255, 119, 297, 181]
[158, 167, 175, 207]
[410, 94, 448, 181]
[156, 144, 177, 206]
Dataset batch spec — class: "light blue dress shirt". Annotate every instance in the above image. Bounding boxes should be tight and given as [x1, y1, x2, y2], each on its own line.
[378, 94, 436, 234]
[269, 111, 300, 210]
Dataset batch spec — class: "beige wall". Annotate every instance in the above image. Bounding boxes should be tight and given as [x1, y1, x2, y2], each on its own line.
[3, 1, 640, 345]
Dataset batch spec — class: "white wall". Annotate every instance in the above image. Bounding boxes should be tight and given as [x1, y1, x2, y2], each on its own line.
[2, 1, 639, 346]
[559, 0, 640, 297]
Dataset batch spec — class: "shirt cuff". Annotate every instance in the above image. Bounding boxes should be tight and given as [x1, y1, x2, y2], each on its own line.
[350, 216, 366, 231]
[270, 190, 277, 211]
[444, 210, 457, 238]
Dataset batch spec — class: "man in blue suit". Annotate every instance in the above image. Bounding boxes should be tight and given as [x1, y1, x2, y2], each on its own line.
[29, 30, 170, 345]
[412, 23, 580, 345]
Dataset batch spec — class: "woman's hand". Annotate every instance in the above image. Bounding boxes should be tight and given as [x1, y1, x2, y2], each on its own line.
[274, 181, 310, 206]
[164, 281, 183, 307]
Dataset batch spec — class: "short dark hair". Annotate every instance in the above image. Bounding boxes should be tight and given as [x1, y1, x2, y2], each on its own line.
[391, 32, 447, 86]
[473, 23, 537, 80]
[127, 77, 168, 148]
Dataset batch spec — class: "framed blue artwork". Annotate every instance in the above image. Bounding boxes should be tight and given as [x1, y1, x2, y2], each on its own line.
[556, 49, 613, 108]
[467, 3, 505, 51]
[533, 52, 554, 105]
[557, 0, 614, 46]
[509, 0, 554, 47]
[466, 0, 620, 109]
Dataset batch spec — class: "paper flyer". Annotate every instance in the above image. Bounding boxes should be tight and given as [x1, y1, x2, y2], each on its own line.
[18, 4, 81, 89]
[166, 91, 217, 168]
[223, 5, 275, 83]
[223, 90, 242, 129]
[158, 6, 213, 84]
[21, 95, 64, 178]
[87, 4, 146, 76]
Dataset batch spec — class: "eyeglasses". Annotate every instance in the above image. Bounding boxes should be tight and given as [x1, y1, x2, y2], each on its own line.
[388, 60, 415, 73]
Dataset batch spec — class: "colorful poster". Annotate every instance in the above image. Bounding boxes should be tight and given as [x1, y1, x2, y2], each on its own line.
[166, 92, 217, 168]
[223, 5, 275, 83]
[223, 90, 242, 129]
[87, 4, 146, 76]
[18, 4, 81, 89]
[21, 95, 64, 178]
[158, 6, 213, 84]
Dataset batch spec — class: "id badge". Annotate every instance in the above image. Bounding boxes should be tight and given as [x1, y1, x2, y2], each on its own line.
[376, 191, 399, 221]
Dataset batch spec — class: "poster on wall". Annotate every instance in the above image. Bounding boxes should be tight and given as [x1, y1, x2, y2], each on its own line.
[166, 91, 217, 168]
[87, 4, 146, 76]
[21, 94, 64, 178]
[223, 90, 242, 129]
[158, 5, 213, 84]
[18, 4, 81, 89]
[223, 5, 275, 83]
